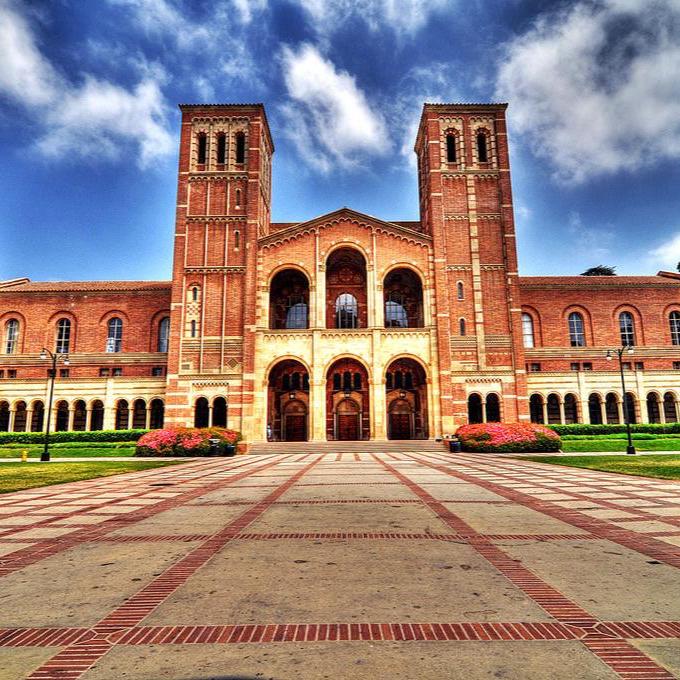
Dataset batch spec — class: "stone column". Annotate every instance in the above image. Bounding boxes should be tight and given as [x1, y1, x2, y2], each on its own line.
[617, 398, 624, 425]
[68, 407, 76, 432]
[599, 400, 607, 426]
[310, 379, 326, 440]
[145, 407, 152, 429]
[26, 408, 33, 433]
[558, 400, 566, 425]
[541, 400, 548, 425]
[8, 408, 16, 433]
[85, 408, 92, 431]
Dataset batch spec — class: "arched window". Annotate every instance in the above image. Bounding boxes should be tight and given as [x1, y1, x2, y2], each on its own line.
[235, 131, 245, 164]
[157, 317, 170, 352]
[106, 317, 123, 353]
[13, 401, 27, 432]
[90, 400, 104, 431]
[0, 401, 9, 432]
[588, 394, 602, 424]
[467, 394, 483, 424]
[664, 392, 678, 423]
[624, 392, 637, 424]
[31, 401, 45, 432]
[212, 397, 227, 427]
[670, 312, 680, 345]
[385, 292, 408, 327]
[521, 313, 534, 348]
[192, 286, 199, 302]
[115, 400, 129, 430]
[150, 399, 165, 429]
[647, 393, 661, 424]
[564, 394, 579, 424]
[216, 133, 226, 165]
[605, 393, 619, 424]
[335, 293, 358, 329]
[190, 320, 197, 338]
[529, 394, 544, 423]
[619, 311, 635, 347]
[547, 394, 561, 424]
[56, 318, 71, 354]
[476, 132, 488, 163]
[73, 400, 87, 431]
[457, 282, 464, 300]
[132, 399, 146, 429]
[197, 132, 207, 165]
[446, 134, 457, 163]
[55, 401, 69, 432]
[459, 318, 466, 336]
[235, 189, 242, 207]
[194, 397, 209, 428]
[4, 319, 18, 354]
[568, 312, 585, 347]
[486, 394, 500, 422]
[234, 230, 240, 249]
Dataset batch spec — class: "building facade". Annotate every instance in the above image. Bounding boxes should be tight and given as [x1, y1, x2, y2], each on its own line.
[2, 102, 680, 440]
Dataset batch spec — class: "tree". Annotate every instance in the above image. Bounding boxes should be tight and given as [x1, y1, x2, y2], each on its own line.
[581, 265, 617, 276]
[676, 261, 680, 273]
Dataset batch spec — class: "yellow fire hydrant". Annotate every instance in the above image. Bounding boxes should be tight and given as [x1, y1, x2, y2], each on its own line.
[21, 450, 28, 463]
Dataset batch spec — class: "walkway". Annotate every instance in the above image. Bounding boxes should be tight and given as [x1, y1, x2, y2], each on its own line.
[1, 451, 679, 679]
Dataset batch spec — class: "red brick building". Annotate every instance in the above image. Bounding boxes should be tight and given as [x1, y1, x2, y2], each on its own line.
[2, 102, 680, 439]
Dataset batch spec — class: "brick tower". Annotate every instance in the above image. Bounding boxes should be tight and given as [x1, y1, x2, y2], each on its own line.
[165, 104, 273, 433]
[415, 103, 528, 431]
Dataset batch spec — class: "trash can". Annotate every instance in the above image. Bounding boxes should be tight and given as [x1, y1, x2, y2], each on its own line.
[224, 443, 236, 457]
[448, 438, 462, 453]
[208, 438, 223, 456]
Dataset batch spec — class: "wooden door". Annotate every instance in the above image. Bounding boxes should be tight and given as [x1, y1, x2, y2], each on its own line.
[389, 413, 412, 440]
[337, 414, 359, 440]
[285, 415, 307, 441]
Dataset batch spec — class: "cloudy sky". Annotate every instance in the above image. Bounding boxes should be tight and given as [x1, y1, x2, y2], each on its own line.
[2, 0, 680, 281]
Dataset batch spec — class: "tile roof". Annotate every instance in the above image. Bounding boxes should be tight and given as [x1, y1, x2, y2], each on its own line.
[0, 280, 171, 293]
[519, 274, 680, 287]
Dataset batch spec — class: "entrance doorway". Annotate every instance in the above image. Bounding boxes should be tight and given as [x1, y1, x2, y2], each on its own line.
[336, 398, 360, 440]
[385, 358, 428, 439]
[326, 358, 370, 440]
[267, 359, 310, 441]
[388, 399, 413, 439]
[283, 400, 308, 441]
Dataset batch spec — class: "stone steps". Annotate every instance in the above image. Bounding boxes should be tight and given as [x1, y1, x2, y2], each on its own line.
[247, 440, 446, 455]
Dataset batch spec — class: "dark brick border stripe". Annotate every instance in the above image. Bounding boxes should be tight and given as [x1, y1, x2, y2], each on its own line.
[374, 455, 597, 628]
[414, 455, 680, 570]
[582, 639, 676, 679]
[27, 455, 323, 680]
[0, 456, 290, 577]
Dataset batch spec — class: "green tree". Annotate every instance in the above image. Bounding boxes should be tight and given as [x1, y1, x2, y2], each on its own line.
[581, 265, 617, 276]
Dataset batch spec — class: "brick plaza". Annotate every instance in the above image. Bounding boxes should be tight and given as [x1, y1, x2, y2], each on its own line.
[1, 451, 680, 678]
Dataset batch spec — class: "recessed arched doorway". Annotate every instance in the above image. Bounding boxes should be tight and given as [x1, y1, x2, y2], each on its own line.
[326, 358, 370, 440]
[267, 359, 309, 441]
[385, 358, 428, 439]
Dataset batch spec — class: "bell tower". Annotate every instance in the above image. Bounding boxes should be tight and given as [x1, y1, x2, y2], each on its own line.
[165, 104, 273, 432]
[415, 103, 528, 429]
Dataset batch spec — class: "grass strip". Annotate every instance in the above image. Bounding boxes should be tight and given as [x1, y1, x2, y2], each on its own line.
[518, 454, 680, 480]
[0, 460, 187, 494]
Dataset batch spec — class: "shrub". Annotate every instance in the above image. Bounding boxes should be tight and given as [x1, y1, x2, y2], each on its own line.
[0, 430, 147, 445]
[135, 427, 242, 457]
[456, 422, 561, 454]
[548, 423, 680, 436]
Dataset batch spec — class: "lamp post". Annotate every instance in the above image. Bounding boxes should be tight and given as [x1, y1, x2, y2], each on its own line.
[606, 345, 635, 455]
[39, 348, 69, 462]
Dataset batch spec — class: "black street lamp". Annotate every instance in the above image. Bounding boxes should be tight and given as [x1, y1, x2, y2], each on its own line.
[39, 348, 69, 462]
[606, 346, 636, 455]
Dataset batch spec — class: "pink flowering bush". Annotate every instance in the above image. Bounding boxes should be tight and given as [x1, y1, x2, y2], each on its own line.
[455, 423, 561, 453]
[135, 427, 241, 457]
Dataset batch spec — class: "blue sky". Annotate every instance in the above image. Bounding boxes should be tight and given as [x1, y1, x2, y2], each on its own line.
[2, 0, 680, 281]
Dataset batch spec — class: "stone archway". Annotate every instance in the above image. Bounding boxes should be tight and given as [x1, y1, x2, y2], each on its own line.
[385, 358, 428, 439]
[326, 358, 370, 440]
[267, 359, 309, 441]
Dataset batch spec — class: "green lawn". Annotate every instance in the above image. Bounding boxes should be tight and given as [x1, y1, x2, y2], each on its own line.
[0, 460, 188, 494]
[562, 438, 680, 453]
[519, 454, 680, 480]
[0, 443, 136, 459]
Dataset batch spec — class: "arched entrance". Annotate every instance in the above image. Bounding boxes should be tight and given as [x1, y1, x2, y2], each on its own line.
[326, 248, 367, 328]
[267, 359, 309, 441]
[327, 358, 369, 440]
[385, 358, 428, 439]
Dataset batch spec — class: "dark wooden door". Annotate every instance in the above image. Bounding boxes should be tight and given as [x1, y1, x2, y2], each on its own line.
[337, 414, 359, 441]
[389, 413, 412, 440]
[285, 415, 307, 441]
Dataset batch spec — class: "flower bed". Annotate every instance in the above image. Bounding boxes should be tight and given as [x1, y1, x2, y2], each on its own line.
[456, 423, 561, 453]
[135, 427, 241, 457]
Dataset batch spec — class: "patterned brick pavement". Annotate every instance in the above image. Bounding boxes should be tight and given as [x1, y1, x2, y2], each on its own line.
[0, 452, 679, 678]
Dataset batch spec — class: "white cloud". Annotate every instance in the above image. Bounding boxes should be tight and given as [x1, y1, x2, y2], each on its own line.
[0, 0, 173, 167]
[279, 43, 389, 172]
[495, 0, 680, 183]
[233, 0, 267, 24]
[291, 0, 449, 37]
[649, 231, 680, 271]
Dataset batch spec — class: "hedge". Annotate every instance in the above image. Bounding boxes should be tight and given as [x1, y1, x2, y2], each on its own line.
[0, 429, 148, 445]
[548, 423, 680, 436]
